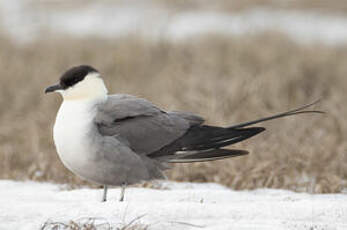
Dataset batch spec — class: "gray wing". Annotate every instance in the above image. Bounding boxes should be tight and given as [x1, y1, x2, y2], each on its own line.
[95, 96, 322, 164]
[95, 94, 204, 155]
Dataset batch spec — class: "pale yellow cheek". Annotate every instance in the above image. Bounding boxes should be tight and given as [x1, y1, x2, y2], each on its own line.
[63, 89, 93, 101]
[64, 94, 90, 101]
[62, 77, 108, 101]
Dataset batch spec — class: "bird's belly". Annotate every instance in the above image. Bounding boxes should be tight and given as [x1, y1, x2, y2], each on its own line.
[54, 119, 96, 179]
[53, 112, 136, 185]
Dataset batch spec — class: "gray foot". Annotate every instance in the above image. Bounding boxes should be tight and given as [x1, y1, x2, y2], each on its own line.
[102, 185, 108, 202]
[119, 183, 126, 202]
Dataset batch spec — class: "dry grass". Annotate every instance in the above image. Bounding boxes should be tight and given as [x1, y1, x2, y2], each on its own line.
[0, 33, 346, 193]
[30, 0, 347, 14]
[41, 216, 148, 230]
[154, 0, 347, 13]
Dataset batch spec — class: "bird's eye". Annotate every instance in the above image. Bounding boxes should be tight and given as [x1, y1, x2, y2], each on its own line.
[71, 76, 82, 85]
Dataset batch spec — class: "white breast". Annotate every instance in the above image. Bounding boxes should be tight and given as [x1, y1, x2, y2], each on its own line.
[53, 99, 98, 173]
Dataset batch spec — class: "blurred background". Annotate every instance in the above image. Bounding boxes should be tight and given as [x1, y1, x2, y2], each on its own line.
[0, 0, 346, 193]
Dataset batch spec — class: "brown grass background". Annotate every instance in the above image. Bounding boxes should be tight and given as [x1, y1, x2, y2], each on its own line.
[0, 32, 346, 193]
[35, 0, 347, 14]
[157, 0, 347, 13]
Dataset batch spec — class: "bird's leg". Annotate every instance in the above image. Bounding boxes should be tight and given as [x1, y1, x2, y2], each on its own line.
[119, 183, 126, 202]
[102, 185, 108, 202]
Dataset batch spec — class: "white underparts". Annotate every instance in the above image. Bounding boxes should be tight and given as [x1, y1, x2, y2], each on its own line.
[53, 73, 107, 175]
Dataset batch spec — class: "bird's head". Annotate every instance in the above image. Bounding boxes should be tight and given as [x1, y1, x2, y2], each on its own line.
[45, 65, 108, 101]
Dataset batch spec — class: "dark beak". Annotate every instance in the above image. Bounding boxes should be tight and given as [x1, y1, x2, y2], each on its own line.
[45, 84, 63, 94]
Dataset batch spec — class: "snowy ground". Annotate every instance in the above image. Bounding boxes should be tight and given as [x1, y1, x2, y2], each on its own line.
[1, 0, 347, 45]
[0, 180, 346, 230]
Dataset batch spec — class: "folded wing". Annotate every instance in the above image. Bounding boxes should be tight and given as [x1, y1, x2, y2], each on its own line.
[95, 95, 322, 163]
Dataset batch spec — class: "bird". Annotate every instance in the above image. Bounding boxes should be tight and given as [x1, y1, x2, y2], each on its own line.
[45, 65, 323, 202]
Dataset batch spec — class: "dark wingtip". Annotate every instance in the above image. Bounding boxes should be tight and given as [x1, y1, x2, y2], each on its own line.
[167, 149, 249, 163]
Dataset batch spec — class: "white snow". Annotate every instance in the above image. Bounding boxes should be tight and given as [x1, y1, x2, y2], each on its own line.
[0, 180, 346, 230]
[1, 0, 347, 45]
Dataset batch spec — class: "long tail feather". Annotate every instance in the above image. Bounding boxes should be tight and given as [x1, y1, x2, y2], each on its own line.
[229, 99, 324, 129]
